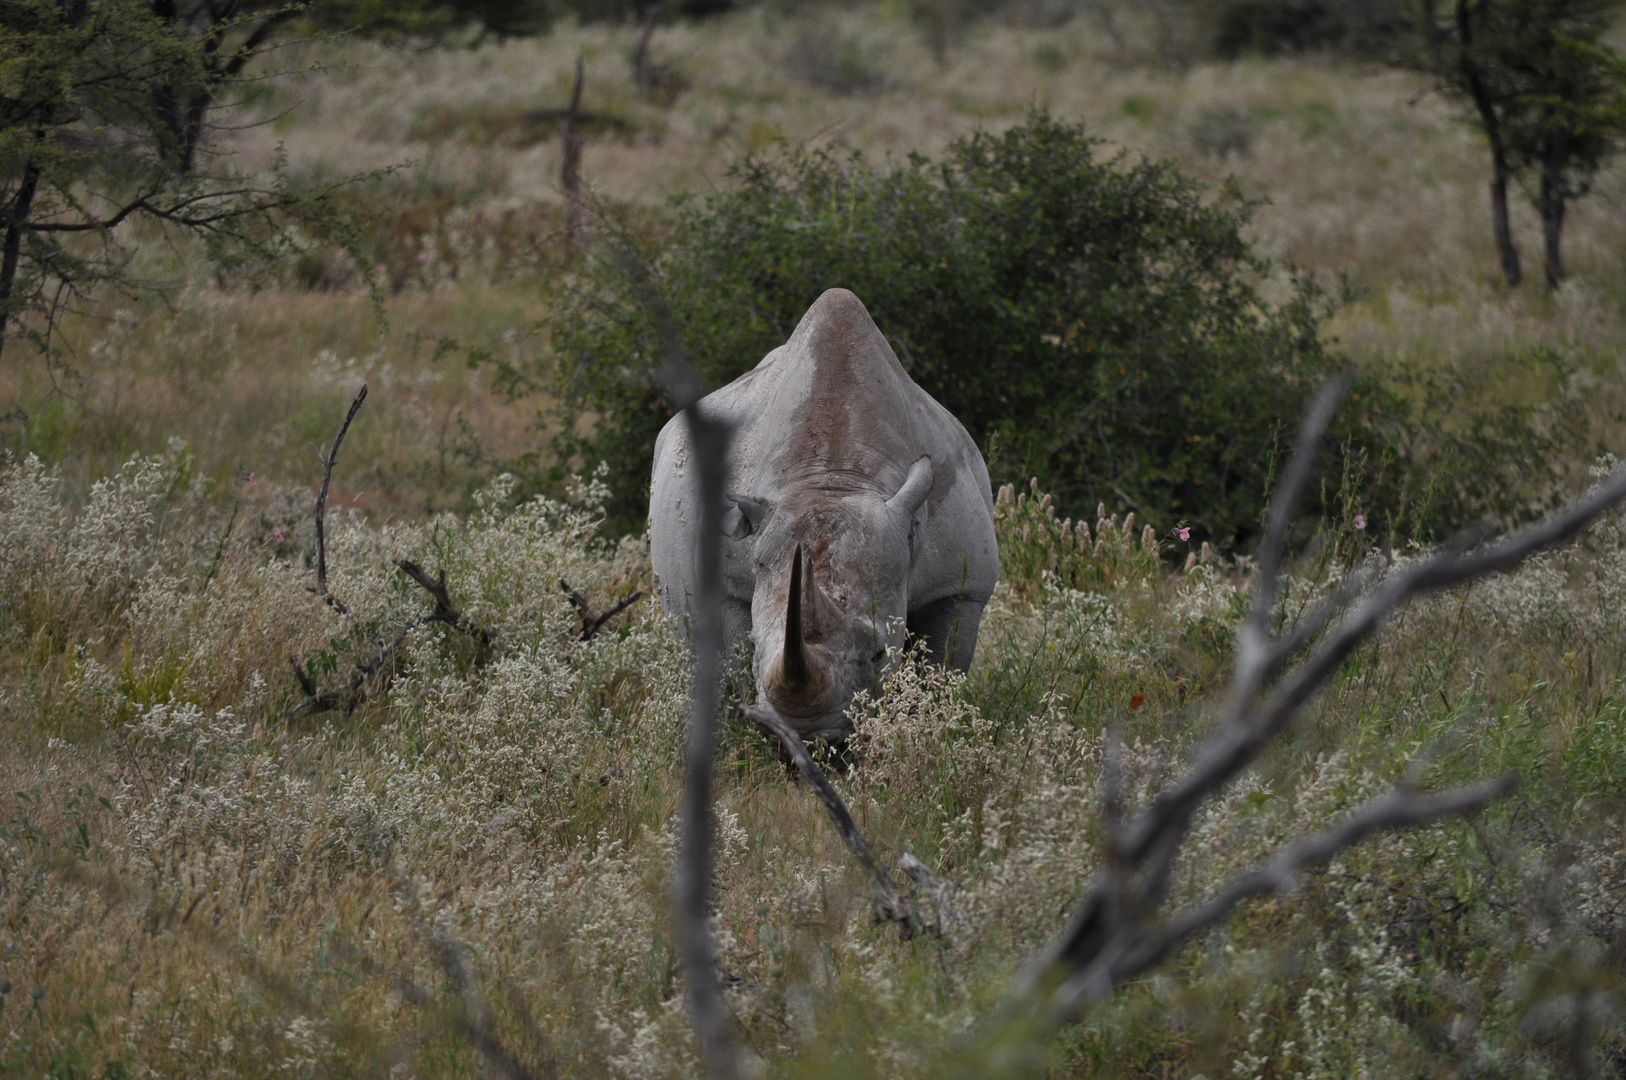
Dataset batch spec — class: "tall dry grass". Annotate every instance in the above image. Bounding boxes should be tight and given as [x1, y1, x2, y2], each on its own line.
[2, 448, 1626, 1076]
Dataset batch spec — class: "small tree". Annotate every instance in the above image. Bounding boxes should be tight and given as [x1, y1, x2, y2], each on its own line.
[0, 0, 368, 361]
[1408, 0, 1626, 287]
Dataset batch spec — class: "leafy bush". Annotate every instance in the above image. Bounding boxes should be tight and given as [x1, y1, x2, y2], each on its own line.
[550, 111, 1370, 542]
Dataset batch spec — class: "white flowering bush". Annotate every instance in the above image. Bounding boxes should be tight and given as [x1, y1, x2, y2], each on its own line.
[1, 451, 1625, 1077]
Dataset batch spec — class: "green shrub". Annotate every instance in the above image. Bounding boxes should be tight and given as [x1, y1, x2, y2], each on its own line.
[549, 110, 1370, 541]
[546, 110, 1588, 548]
[1198, 0, 1410, 58]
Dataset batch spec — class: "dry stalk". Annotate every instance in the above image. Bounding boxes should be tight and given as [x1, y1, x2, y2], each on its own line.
[312, 383, 367, 614]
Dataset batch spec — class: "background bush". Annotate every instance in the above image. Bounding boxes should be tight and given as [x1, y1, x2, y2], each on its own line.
[550, 111, 1375, 541]
[548, 110, 1584, 544]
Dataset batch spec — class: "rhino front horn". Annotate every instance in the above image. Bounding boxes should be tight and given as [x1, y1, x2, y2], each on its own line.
[782, 544, 811, 691]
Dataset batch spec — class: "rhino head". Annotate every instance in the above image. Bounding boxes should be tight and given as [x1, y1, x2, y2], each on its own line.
[732, 456, 934, 742]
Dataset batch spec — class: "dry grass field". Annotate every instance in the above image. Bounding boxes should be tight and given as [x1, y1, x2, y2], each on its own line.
[4, 6, 1626, 1078]
[10, 5, 1626, 506]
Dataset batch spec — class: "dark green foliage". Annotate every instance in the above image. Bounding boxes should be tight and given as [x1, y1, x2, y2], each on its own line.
[1200, 0, 1411, 57]
[297, 0, 555, 39]
[0, 0, 371, 360]
[1405, 0, 1626, 286]
[550, 111, 1372, 541]
[302, 0, 738, 38]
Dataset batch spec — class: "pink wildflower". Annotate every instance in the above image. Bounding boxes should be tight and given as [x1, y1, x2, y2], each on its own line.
[1353, 514, 1366, 531]
[416, 251, 428, 263]
[273, 527, 285, 542]
[1175, 526, 1191, 541]
[246, 471, 256, 485]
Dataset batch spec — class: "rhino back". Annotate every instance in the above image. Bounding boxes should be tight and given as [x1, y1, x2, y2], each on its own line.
[650, 288, 997, 636]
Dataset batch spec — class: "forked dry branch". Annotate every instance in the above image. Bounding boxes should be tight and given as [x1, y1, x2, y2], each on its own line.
[998, 383, 1626, 1041]
[287, 388, 494, 720]
[559, 577, 645, 641]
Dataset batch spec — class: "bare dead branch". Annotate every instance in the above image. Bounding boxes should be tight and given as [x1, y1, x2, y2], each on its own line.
[1048, 774, 1517, 1020]
[672, 399, 743, 1080]
[744, 705, 925, 937]
[324, 936, 551, 1079]
[1231, 379, 1344, 710]
[605, 239, 744, 1079]
[431, 929, 545, 1080]
[998, 380, 1626, 1043]
[287, 553, 500, 722]
[313, 383, 367, 613]
[396, 558, 493, 646]
[632, 2, 664, 93]
[559, 578, 646, 641]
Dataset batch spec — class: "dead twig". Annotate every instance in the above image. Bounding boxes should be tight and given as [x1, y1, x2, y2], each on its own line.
[312, 383, 367, 614]
[559, 578, 645, 641]
[745, 704, 930, 937]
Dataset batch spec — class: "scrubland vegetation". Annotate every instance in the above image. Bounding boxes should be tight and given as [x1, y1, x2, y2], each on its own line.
[6, 3, 1626, 1077]
[6, 443, 1626, 1077]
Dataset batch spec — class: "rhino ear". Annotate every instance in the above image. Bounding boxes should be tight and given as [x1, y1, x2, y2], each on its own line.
[885, 457, 934, 520]
[723, 493, 769, 540]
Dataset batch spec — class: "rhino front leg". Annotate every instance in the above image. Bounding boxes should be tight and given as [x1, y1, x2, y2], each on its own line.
[907, 596, 985, 671]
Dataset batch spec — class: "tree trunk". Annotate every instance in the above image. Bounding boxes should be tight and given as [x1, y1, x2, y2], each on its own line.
[632, 2, 662, 95]
[0, 160, 42, 361]
[1488, 171, 1521, 288]
[1539, 133, 1569, 288]
[561, 56, 586, 250]
[1457, 0, 1522, 287]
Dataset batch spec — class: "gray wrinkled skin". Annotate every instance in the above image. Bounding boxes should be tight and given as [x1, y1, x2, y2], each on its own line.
[650, 288, 999, 741]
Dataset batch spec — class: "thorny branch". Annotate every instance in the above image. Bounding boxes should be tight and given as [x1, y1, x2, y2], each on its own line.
[744, 705, 930, 937]
[999, 380, 1626, 1038]
[559, 578, 645, 641]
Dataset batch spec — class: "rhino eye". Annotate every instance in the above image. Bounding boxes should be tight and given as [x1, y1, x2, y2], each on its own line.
[871, 648, 886, 665]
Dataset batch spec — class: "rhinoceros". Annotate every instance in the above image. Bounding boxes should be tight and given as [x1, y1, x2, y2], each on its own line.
[649, 288, 999, 742]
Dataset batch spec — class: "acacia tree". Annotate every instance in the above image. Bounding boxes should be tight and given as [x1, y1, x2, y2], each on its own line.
[1410, 0, 1626, 287]
[0, 0, 555, 363]
[0, 0, 366, 361]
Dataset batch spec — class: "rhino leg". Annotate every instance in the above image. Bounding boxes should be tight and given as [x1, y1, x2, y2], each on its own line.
[907, 596, 985, 671]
